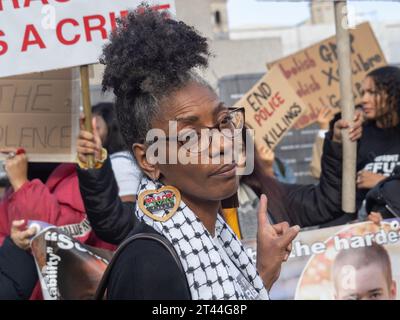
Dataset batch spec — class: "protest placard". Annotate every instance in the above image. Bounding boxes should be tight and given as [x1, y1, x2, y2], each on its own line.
[235, 65, 308, 150]
[243, 219, 400, 300]
[268, 22, 387, 129]
[0, 68, 80, 162]
[0, 0, 175, 77]
[30, 222, 113, 300]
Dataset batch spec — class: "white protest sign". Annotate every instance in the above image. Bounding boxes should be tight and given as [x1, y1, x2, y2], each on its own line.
[0, 0, 176, 77]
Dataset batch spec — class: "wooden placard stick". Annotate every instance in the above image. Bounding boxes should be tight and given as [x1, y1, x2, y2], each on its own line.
[334, 1, 357, 213]
[80, 65, 94, 168]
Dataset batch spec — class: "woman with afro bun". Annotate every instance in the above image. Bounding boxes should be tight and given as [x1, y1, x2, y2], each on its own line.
[76, 6, 300, 300]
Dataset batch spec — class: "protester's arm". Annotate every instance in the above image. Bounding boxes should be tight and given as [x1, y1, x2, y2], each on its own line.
[7, 179, 66, 225]
[356, 170, 386, 190]
[0, 221, 38, 300]
[2, 149, 67, 225]
[283, 112, 363, 227]
[310, 135, 325, 179]
[76, 116, 137, 244]
[309, 107, 334, 180]
[77, 157, 136, 245]
[283, 136, 347, 227]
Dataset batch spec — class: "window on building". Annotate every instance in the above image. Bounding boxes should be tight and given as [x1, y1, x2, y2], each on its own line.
[215, 10, 221, 26]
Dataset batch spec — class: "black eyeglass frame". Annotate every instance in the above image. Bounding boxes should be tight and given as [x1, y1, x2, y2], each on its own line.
[143, 107, 246, 154]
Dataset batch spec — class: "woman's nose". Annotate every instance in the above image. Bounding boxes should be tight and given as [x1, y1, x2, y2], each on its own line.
[209, 129, 233, 160]
[362, 92, 370, 104]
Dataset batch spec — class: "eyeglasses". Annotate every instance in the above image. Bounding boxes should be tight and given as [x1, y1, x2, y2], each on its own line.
[146, 107, 245, 154]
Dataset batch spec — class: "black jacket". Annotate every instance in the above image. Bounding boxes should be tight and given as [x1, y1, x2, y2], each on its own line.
[365, 165, 400, 219]
[285, 133, 355, 227]
[0, 237, 38, 300]
[243, 133, 353, 228]
[77, 157, 137, 244]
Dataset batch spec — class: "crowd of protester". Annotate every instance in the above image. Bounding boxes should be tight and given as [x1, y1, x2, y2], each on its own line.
[0, 6, 399, 300]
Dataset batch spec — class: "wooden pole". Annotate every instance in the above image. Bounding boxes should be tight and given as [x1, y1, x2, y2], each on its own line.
[80, 65, 94, 168]
[334, 1, 357, 213]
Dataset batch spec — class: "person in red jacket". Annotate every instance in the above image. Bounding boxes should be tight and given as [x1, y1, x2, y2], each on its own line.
[0, 147, 115, 299]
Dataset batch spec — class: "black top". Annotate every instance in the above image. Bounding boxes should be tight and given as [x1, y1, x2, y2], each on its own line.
[77, 157, 137, 245]
[106, 222, 190, 300]
[356, 122, 400, 207]
[0, 237, 38, 300]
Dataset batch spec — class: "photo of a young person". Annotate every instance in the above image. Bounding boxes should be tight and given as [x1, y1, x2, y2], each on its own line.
[332, 242, 397, 300]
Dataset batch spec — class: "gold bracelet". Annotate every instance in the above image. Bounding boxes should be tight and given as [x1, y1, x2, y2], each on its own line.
[76, 148, 108, 170]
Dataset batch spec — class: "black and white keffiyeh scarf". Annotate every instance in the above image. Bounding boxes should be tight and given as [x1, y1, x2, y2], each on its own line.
[135, 176, 269, 300]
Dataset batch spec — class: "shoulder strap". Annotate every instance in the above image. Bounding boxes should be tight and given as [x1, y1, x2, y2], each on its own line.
[94, 232, 188, 300]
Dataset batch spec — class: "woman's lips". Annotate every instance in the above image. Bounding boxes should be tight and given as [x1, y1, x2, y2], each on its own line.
[362, 105, 374, 114]
[210, 163, 237, 177]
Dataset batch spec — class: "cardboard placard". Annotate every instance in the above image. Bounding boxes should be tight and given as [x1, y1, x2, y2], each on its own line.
[234, 65, 308, 150]
[243, 219, 400, 300]
[0, 69, 80, 162]
[268, 22, 387, 129]
[0, 0, 175, 77]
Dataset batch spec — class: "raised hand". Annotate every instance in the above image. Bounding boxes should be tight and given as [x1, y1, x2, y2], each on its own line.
[256, 194, 300, 291]
[332, 109, 363, 144]
[77, 114, 103, 165]
[0, 148, 28, 192]
[317, 106, 335, 130]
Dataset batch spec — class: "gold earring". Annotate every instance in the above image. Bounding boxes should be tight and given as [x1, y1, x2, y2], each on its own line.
[138, 185, 181, 222]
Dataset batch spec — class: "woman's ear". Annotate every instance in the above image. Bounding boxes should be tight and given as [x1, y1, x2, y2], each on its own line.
[133, 143, 161, 180]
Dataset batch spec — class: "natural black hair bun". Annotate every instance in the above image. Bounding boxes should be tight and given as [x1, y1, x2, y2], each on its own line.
[100, 5, 210, 98]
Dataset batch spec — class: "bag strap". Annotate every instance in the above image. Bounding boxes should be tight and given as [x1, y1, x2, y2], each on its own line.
[94, 232, 188, 300]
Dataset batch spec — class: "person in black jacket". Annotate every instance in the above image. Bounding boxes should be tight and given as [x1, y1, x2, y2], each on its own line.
[0, 220, 37, 300]
[356, 66, 400, 211]
[76, 7, 299, 300]
[365, 165, 400, 220]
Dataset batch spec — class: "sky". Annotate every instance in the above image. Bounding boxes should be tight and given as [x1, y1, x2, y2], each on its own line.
[227, 0, 400, 28]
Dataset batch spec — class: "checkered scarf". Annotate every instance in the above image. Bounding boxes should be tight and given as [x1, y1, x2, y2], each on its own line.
[135, 176, 269, 300]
